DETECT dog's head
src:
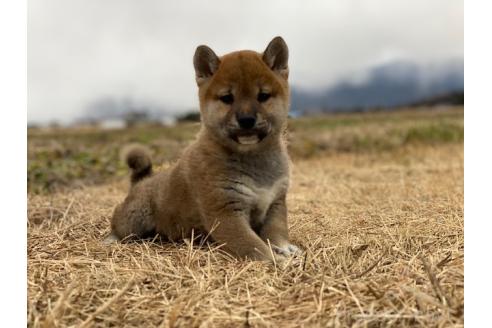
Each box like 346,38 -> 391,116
193,36 -> 290,151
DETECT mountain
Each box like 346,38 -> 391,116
290,59 -> 464,114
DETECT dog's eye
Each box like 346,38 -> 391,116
257,92 -> 271,103
219,94 -> 234,105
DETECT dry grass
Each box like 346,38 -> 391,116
28,139 -> 463,327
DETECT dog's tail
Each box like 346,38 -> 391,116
122,144 -> 153,186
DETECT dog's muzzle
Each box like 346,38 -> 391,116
228,126 -> 270,145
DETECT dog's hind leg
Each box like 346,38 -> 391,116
107,197 -> 157,243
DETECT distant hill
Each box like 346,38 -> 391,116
290,59 -> 464,114
409,91 -> 464,107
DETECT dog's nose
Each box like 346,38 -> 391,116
237,115 -> 256,129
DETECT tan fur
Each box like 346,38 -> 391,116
109,37 -> 299,262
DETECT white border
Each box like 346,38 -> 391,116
464,0 -> 492,326
0,0 -> 27,325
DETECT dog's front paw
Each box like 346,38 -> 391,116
273,243 -> 302,257
286,244 -> 301,254
103,233 -> 120,245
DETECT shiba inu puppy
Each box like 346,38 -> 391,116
108,36 -> 299,262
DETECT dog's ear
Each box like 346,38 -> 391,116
193,45 -> 220,86
262,36 -> 289,80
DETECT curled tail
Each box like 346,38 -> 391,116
122,145 -> 153,186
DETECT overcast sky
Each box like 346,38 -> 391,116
28,0 -> 463,124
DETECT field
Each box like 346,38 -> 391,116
28,107 -> 464,327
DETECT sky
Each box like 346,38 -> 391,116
28,0 -> 463,124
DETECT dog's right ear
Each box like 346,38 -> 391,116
193,45 -> 220,86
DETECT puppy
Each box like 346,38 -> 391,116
108,36 -> 299,262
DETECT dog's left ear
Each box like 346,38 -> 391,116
262,36 -> 289,79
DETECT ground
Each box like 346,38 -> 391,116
28,108 -> 464,327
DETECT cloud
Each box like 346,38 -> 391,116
28,0 -> 463,123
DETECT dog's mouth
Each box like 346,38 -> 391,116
229,129 -> 269,145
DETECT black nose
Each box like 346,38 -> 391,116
237,115 -> 256,129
